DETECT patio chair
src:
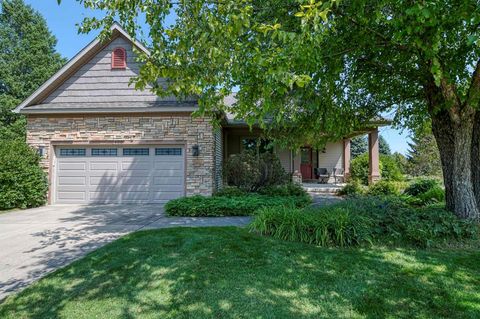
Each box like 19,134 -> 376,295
314,167 -> 330,184
333,168 -> 345,184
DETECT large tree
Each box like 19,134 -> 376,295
350,135 -> 390,158
350,136 -> 368,158
0,0 -> 65,140
407,125 -> 443,177
73,0 -> 480,220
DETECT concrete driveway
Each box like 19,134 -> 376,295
0,204 -> 251,301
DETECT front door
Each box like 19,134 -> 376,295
300,147 -> 313,180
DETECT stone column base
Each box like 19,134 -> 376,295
292,170 -> 303,185
368,174 -> 381,185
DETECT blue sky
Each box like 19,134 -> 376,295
25,0 -> 412,154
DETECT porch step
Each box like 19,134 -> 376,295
302,183 -> 344,194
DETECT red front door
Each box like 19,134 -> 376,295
300,147 -> 313,180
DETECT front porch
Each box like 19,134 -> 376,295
222,126 -> 381,185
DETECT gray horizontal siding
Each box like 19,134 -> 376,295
41,35 -> 172,106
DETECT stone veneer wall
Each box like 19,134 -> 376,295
27,114 -> 215,197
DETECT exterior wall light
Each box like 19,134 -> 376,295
192,145 -> 200,156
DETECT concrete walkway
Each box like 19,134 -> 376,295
0,204 -> 251,301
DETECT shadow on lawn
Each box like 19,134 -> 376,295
0,227 -> 479,318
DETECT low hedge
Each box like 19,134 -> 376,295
250,196 -> 478,248
165,194 -> 312,217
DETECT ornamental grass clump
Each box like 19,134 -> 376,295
250,206 -> 374,247
250,196 -> 478,248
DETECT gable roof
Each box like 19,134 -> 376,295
14,23 -> 197,114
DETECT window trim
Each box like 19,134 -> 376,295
122,148 -> 150,156
91,148 -> 118,157
155,148 -> 182,156
59,148 -> 86,157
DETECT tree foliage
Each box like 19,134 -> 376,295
379,135 -> 391,156
0,0 -> 65,140
351,134 -> 390,158
350,135 -> 367,159
71,0 -> 480,219
350,153 -> 403,185
407,126 -> 442,177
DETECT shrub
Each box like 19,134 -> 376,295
223,152 -> 288,191
328,197 -> 477,247
0,141 -> 48,210
350,153 -> 403,185
417,186 -> 445,204
350,153 -> 373,185
380,155 -> 404,182
258,183 -> 307,197
165,194 -> 311,217
404,178 -> 439,197
337,180 -> 364,196
250,196 -> 478,248
250,206 -> 374,247
214,186 -> 247,197
367,180 -> 400,196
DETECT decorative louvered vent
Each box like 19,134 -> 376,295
111,47 -> 126,69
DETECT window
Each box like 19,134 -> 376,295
91,148 -> 117,156
155,148 -> 182,156
59,149 -> 86,157
111,47 -> 126,69
123,148 -> 149,156
300,147 -> 312,164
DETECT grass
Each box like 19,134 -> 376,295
0,227 -> 479,318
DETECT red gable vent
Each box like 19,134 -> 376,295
111,47 -> 126,69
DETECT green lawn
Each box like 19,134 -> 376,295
1,228 -> 479,319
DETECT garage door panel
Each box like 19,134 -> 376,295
58,176 -> 86,186
58,162 -> 87,171
57,191 -> 86,201
118,185 -> 150,192
89,191 -> 120,203
89,174 -> 118,184
122,191 -> 150,201
151,192 -> 184,201
56,145 -> 184,204
154,161 -> 182,169
118,177 -> 150,186
121,171 -> 152,178
121,160 -> 152,170
153,170 -> 183,177
151,185 -> 184,193
90,162 -> 118,171
153,177 -> 183,185
57,171 -> 89,178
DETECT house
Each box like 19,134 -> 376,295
14,23 -> 386,205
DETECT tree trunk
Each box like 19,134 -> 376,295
431,110 -> 480,220
472,112 -> 480,207
431,110 -> 455,211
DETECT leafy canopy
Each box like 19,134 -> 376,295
0,0 -> 65,140
73,0 -> 479,148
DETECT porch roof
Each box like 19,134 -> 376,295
222,93 -> 391,133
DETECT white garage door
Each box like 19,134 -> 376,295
55,146 -> 185,204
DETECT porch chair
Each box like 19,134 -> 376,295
314,167 -> 330,184
333,168 -> 345,184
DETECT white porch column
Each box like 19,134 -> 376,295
368,129 -> 381,184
